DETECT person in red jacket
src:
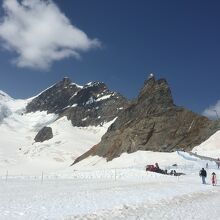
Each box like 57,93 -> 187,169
212,172 -> 217,186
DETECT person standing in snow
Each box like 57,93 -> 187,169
206,163 -> 209,169
217,158 -> 220,169
211,172 -> 217,186
199,168 -> 207,184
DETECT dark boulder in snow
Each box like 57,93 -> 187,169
34,126 -> 53,142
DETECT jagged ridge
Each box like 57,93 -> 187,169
26,77 -> 128,127
73,75 -> 220,163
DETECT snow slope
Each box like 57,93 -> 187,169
1,151 -> 220,220
0,91 -> 113,175
0,90 -> 29,122
192,130 -> 220,158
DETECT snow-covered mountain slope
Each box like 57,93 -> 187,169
0,90 -> 22,122
192,130 -> 220,158
0,90 -> 31,111
0,90 -> 114,174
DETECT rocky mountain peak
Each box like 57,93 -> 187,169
138,75 -> 173,107
63,80 -> 128,127
84,81 -> 106,89
60,77 -> 72,85
73,76 -> 220,164
26,78 -> 81,114
26,77 -> 128,127
69,81 -> 108,107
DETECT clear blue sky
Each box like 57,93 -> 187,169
0,0 -> 220,115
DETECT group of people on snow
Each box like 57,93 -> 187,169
199,168 -> 217,186
146,162 -> 218,186
200,157 -> 220,185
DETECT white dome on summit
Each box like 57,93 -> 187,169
148,73 -> 154,79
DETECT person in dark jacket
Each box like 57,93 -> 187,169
217,158 -> 220,169
199,168 -> 207,184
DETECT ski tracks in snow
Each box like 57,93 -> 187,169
0,174 -> 220,220
68,187 -> 220,220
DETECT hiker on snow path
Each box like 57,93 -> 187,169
199,168 -> 207,184
217,158 -> 220,169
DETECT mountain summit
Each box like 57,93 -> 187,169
26,77 -> 81,114
73,75 -> 220,163
26,77 -> 128,127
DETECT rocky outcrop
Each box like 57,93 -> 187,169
73,75 -> 220,163
61,82 -> 127,126
26,77 -> 81,114
26,78 -> 128,127
34,126 -> 53,142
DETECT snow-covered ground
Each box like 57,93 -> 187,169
0,91 -> 114,174
0,151 -> 220,220
0,112 -> 112,174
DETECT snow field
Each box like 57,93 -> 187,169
0,146 -> 220,219
69,189 -> 220,220
0,165 -> 220,220
0,105 -> 113,174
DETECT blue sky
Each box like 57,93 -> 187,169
0,0 -> 219,117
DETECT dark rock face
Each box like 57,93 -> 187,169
26,77 -> 81,114
73,76 -> 220,163
61,82 -> 127,126
34,127 -> 53,142
26,78 -> 128,127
